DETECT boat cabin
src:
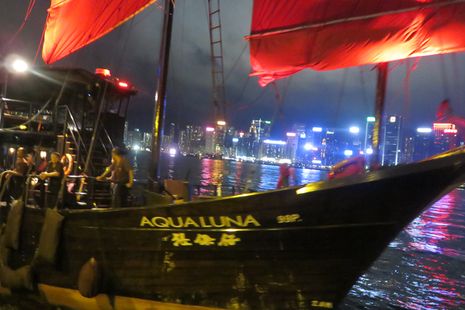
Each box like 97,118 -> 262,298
0,67 -> 136,207
0,67 -> 136,173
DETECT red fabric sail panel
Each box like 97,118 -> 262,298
249,0 -> 465,86
43,0 -> 157,64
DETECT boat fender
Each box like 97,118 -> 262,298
78,257 -> 101,298
61,153 -> 74,176
33,209 -> 64,266
4,199 -> 24,250
0,264 -> 33,291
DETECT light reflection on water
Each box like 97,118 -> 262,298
139,155 -> 326,192
343,190 -> 465,309
135,153 -> 465,309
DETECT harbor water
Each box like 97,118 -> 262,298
133,152 -> 465,309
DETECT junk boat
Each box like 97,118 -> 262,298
2,0 -> 465,309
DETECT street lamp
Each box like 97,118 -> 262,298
4,55 -> 29,74
9,58 -> 29,73
1,56 -> 29,128
349,126 -> 360,134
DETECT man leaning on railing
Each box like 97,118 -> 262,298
96,147 -> 134,208
39,152 -> 64,209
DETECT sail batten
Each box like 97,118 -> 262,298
43,0 -> 157,64
249,0 -> 465,86
248,0 -> 465,39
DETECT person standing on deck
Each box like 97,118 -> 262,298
0,147 -> 29,201
39,152 -> 64,208
277,163 -> 293,189
96,147 -> 134,208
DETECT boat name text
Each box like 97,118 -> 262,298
140,215 -> 261,228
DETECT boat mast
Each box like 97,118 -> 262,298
150,0 -> 174,187
371,62 -> 388,168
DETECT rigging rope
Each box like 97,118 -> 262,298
1,98 -> 53,131
270,78 -> 292,132
402,58 -> 419,124
34,23 -> 46,64
2,70 -> 69,131
334,68 -> 348,126
359,67 -> 369,109
5,0 -> 36,46
440,54 -> 450,99
225,43 -> 247,82
451,53 -> 463,106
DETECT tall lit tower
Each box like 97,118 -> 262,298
382,115 -> 402,166
249,119 -> 271,157
205,126 -> 216,154
364,116 -> 375,152
413,127 -> 433,161
286,132 -> 298,161
214,120 -> 227,155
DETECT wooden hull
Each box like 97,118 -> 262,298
6,151 -> 465,309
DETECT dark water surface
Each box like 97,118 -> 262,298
133,152 -> 465,309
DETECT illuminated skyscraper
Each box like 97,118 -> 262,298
249,119 -> 272,157
179,125 -> 204,154
413,127 -> 433,161
364,116 -> 375,152
382,115 -> 402,166
260,139 -> 287,159
249,119 -> 272,142
286,132 -> 298,161
205,127 -> 215,154
433,123 -> 458,153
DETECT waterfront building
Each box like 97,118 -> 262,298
205,126 -> 216,154
142,132 -> 152,149
236,131 -> 254,158
123,121 -> 129,146
402,136 -> 414,163
286,132 -> 298,162
214,120 -> 227,155
309,126 -> 324,147
179,125 -> 205,155
223,126 -> 235,158
291,123 -> 307,162
347,125 -> 362,155
382,115 -> 402,166
260,139 -> 287,160
364,116 -> 375,152
321,129 -> 341,166
250,119 -> 272,142
167,122 -> 176,146
413,127 -> 433,161
433,122 -> 458,154
127,128 -> 143,148
249,119 -> 272,158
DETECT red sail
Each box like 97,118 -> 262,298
249,0 -> 465,86
43,0 -> 157,64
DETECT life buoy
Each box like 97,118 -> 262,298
328,156 -> 365,180
61,153 -> 74,176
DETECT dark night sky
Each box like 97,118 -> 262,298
3,1 -> 465,137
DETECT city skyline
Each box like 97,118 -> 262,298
124,113 -> 461,169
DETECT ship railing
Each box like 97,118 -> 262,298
17,174 -> 254,209
59,105 -> 90,172
98,126 -> 114,158
192,183 -> 251,197
0,98 -> 53,131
